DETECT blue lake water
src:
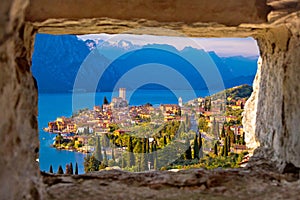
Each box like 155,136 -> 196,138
38,89 -> 214,174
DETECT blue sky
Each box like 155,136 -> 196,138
77,34 -> 259,57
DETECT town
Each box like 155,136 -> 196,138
45,85 -> 251,172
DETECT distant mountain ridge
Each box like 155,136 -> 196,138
32,34 -> 258,93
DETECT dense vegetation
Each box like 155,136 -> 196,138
226,84 -> 253,99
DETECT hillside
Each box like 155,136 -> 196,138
225,84 -> 253,99
211,84 -> 253,100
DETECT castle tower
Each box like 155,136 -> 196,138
119,88 -> 126,99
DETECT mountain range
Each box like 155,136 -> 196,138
32,33 -> 258,93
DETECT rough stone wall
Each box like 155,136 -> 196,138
26,0 -> 270,25
0,0 -> 299,199
0,0 -> 41,199
244,13 -> 300,171
242,57 -> 262,151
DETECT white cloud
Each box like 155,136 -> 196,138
77,34 -> 259,57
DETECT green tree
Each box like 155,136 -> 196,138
84,154 -> 100,172
103,96 -> 109,105
121,153 -> 126,168
199,133 -> 203,158
163,135 -> 167,146
208,98 -> 212,111
140,153 -> 146,171
198,117 -> 209,132
214,143 -> 218,155
133,140 -> 142,171
103,149 -> 108,166
102,134 -> 110,148
49,165 -> 53,173
184,137 -> 192,160
242,132 -> 246,145
145,138 -> 150,153
111,147 -> 115,161
223,137 -> 228,157
227,136 -> 231,152
69,162 -> 73,175
141,138 -> 148,171
75,162 -> 78,175
204,97 -> 212,111
127,136 -> 135,167
153,142 -> 158,170
193,134 -> 199,159
221,146 -> 225,157
221,124 -> 226,138
57,165 -> 64,174
211,118 -> 218,139
227,128 -> 236,144
94,136 -> 103,162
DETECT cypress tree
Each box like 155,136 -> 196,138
57,165 -> 64,174
153,142 -> 158,170
135,154 -> 141,172
102,134 -> 109,148
121,153 -> 125,168
103,96 -> 109,105
127,136 -> 135,167
242,132 -> 246,145
211,118 -> 218,139
221,124 -> 226,138
146,138 -> 150,168
184,137 -> 192,160
140,152 -> 146,171
233,133 -> 236,144
143,138 -> 148,170
227,136 -> 231,153
198,132 -> 203,159
103,149 -> 108,166
214,143 -> 218,156
111,147 -> 115,161
94,136 -> 103,162
49,165 -> 53,173
224,137 -> 228,157
221,146 -> 225,157
69,162 -> 73,175
75,162 -> 78,175
163,135 -> 167,146
193,134 -> 199,159
216,122 -> 220,138
208,98 -> 212,111
133,140 -> 142,171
